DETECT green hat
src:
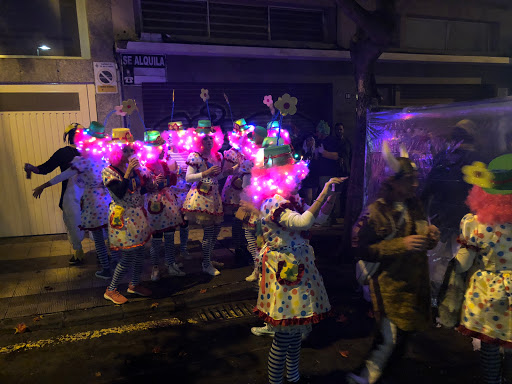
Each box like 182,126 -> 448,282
143,130 -> 165,146
86,121 -> 106,139
168,121 -> 184,130
196,120 -> 214,134
316,120 -> 330,136
262,143 -> 293,167
234,118 -> 248,132
462,154 -> 512,195
253,126 -> 268,139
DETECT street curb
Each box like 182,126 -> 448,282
0,280 -> 257,334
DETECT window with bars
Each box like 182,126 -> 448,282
139,0 -> 327,44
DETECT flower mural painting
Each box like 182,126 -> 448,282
462,162 -> 494,189
121,99 -> 138,115
274,93 -> 298,116
200,88 -> 210,102
114,105 -> 127,117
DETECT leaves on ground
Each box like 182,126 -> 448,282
336,314 -> 348,323
178,350 -> 188,357
150,302 -> 159,309
95,372 -> 102,377
199,289 -> 207,294
14,323 -> 28,334
339,350 -> 349,358
33,315 -> 43,322
44,286 -> 54,291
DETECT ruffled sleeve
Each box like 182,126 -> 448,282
240,159 -> 254,176
102,166 -> 122,187
70,156 -> 87,173
223,149 -> 237,164
186,152 -> 203,170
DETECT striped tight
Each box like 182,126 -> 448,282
150,234 -> 163,266
92,230 -> 110,269
179,222 -> 189,255
480,342 -> 502,384
150,232 -> 176,266
107,247 -> 144,291
163,231 -> 176,265
268,331 -> 302,384
202,224 -> 221,268
245,229 -> 259,265
232,218 -> 243,249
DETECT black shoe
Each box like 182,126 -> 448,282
95,268 -> 112,280
69,256 -> 80,265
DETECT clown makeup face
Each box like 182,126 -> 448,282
121,144 -> 135,163
202,135 -> 213,152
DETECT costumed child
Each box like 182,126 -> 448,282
348,142 -> 440,384
33,122 -> 113,279
242,140 -> 345,384
236,125 -> 268,282
163,121 -> 191,259
173,120 -> 237,276
25,123 -> 85,265
443,155 -> 512,384
102,128 -> 153,305
222,118 -> 251,260
141,130 -> 185,281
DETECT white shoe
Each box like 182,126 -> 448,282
168,263 -> 186,276
151,266 -> 160,282
245,268 -> 259,282
251,324 -> 275,337
202,264 -> 220,276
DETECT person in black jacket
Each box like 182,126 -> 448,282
24,123 -> 85,265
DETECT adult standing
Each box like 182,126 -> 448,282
348,143 -> 440,384
24,123 -> 85,265
314,121 -> 341,224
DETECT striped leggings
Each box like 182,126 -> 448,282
150,232 -> 176,266
480,342 -> 512,384
108,246 -> 144,291
245,229 -> 260,265
268,331 -> 302,384
91,229 -> 110,270
202,224 -> 221,269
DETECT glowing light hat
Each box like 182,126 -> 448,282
111,128 -> 134,144
143,130 -> 165,146
196,119 -> 216,134
462,154 -> 512,195
234,118 -> 250,132
63,122 -> 83,142
85,121 -> 106,139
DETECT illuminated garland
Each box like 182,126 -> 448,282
169,127 -> 224,155
74,129 -> 110,159
247,161 -> 309,206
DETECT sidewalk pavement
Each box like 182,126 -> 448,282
0,221 -> 350,332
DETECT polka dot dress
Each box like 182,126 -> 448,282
71,156 -> 111,230
182,152 -> 223,226
255,194 -> 331,329
145,160 -> 183,233
102,166 -> 151,250
458,213 -> 512,344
